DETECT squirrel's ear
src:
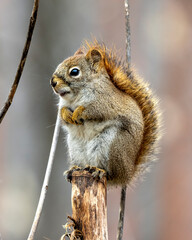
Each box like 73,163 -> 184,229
86,49 -> 102,65
74,48 -> 85,56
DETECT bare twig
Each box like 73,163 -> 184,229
125,0 -> 131,66
27,110 -> 61,240
117,185 -> 127,240
117,1 -> 131,239
0,0 -> 39,124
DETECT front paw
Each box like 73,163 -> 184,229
61,107 -> 74,124
72,106 -> 86,125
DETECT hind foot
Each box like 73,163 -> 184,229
64,166 -> 82,182
84,165 -> 106,180
64,165 -> 107,182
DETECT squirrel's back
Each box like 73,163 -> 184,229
83,40 -> 162,181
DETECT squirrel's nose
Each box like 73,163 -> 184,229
51,77 -> 57,87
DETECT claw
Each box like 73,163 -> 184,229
84,165 -> 106,180
64,166 -> 83,182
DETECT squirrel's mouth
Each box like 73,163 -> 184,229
53,86 -> 71,97
59,90 -> 71,97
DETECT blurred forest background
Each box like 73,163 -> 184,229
0,0 -> 192,240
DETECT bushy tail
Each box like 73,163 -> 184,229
112,68 -> 161,182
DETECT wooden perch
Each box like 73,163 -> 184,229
69,170 -> 108,240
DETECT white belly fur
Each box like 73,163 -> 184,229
62,120 -> 118,170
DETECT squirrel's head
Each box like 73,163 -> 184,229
51,47 -> 108,100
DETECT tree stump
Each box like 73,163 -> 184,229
70,170 -> 108,240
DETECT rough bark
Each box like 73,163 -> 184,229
71,170 -> 108,240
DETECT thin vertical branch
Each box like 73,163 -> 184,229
27,110 -> 60,240
0,0 -> 39,124
117,186 -> 127,240
117,0 -> 131,239
125,0 -> 131,66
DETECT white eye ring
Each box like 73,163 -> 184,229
69,66 -> 81,78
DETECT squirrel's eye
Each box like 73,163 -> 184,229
69,67 -> 81,78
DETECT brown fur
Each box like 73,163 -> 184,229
51,39 -> 161,185
82,40 -> 161,179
